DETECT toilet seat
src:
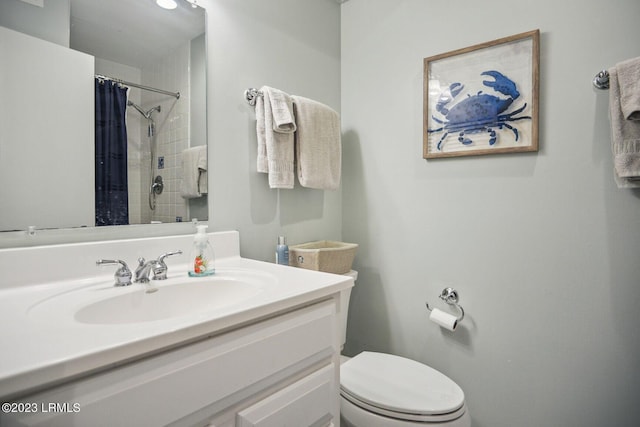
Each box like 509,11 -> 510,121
340,352 -> 466,423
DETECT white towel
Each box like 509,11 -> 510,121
198,150 -> 208,195
255,94 -> 268,173
608,64 -> 640,188
617,56 -> 640,120
267,87 -> 297,133
180,146 -> 208,198
255,86 -> 296,189
291,95 -> 341,190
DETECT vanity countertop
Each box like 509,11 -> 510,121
0,232 -> 352,400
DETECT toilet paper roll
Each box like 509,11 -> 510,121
429,308 -> 458,331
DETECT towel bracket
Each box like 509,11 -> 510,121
593,70 -> 610,90
244,88 -> 263,106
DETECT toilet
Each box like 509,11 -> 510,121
339,272 -> 471,426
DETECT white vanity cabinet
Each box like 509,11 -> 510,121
3,299 -> 340,427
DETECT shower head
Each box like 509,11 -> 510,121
127,101 -> 161,137
127,101 -> 161,119
146,105 -> 161,116
127,100 -> 147,117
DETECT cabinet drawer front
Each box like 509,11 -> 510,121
3,301 -> 336,427
237,364 -> 335,427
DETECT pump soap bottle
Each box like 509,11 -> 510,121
276,236 -> 289,266
188,225 -> 215,277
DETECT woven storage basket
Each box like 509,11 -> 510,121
289,241 -> 358,274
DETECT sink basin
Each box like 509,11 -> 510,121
28,269 -> 277,325
76,278 -> 263,324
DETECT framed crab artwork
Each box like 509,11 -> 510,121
423,30 -> 539,159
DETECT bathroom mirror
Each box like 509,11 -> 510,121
0,0 -> 208,235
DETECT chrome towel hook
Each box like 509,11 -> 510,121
425,287 -> 465,323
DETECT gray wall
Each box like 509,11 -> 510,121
206,0 -> 342,262
341,1 -> 640,427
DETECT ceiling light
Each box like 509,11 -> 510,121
156,0 -> 177,10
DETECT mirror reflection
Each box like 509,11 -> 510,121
0,0 -> 207,232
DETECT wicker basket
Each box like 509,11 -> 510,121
289,240 -> 358,274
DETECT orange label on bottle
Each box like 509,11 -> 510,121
194,255 -> 207,274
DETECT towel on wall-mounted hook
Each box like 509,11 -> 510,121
253,86 -> 296,189
607,57 -> 640,187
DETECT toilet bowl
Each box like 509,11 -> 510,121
339,272 -> 470,426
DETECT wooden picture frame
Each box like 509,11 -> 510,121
423,30 -> 539,159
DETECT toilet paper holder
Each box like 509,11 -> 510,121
425,287 -> 465,323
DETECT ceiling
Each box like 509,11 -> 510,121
69,0 -> 205,69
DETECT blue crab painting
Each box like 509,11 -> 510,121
427,70 -> 531,150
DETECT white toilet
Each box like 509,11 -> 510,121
339,272 -> 471,427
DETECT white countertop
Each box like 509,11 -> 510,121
0,232 -> 352,400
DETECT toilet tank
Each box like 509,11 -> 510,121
340,270 -> 358,350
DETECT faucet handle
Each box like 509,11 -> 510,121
153,250 -> 183,280
96,259 -> 132,287
157,250 -> 183,263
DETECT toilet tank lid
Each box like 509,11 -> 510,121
340,351 -> 465,416
343,270 -> 358,280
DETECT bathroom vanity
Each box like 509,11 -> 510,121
0,231 -> 352,427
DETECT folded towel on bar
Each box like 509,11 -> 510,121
268,88 -> 297,133
256,86 -> 296,189
608,63 -> 640,188
180,146 -> 208,198
617,56 -> 640,120
255,93 -> 268,173
291,95 -> 341,190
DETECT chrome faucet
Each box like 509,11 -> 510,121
134,257 -> 157,283
134,250 -> 183,282
96,259 -> 132,286
153,250 -> 183,280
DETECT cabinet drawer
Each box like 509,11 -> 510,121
237,364 -> 335,427
2,301 -> 336,427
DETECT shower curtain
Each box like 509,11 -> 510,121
95,79 -> 129,226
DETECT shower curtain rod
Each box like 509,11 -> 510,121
95,74 -> 180,99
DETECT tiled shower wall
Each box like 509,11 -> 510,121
96,41 -> 196,225
142,42 -> 191,224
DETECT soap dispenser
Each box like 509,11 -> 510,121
188,225 -> 215,277
276,236 -> 289,266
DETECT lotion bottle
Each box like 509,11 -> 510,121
188,225 -> 215,277
276,236 -> 289,265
